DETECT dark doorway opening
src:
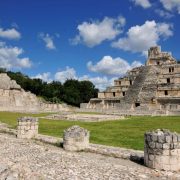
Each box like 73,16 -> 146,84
122,92 -> 125,96
130,80 -> 132,85
113,92 -> 115,97
167,78 -> 170,83
165,90 -> 168,96
135,103 -> 140,107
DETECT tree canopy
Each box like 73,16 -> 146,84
0,68 -> 98,106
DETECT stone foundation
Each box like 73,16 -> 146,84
63,125 -> 89,151
17,117 -> 38,139
144,129 -> 180,171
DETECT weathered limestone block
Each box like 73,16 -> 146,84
17,117 -> 38,139
63,125 -> 89,151
144,129 -> 180,171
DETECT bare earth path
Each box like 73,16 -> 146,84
0,133 -> 179,180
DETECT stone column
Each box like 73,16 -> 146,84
144,129 -> 180,171
63,125 -> 89,152
17,117 -> 38,139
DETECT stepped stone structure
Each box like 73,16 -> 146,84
63,125 -> 89,151
17,117 -> 38,139
0,73 -> 69,112
81,46 -> 180,115
144,129 -> 180,171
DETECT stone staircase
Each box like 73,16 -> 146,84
138,66 -> 160,103
123,66 -> 150,104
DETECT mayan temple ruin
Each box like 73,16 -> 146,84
81,46 -> 180,115
0,73 -> 68,112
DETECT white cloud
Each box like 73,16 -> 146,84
71,16 -> 126,47
157,22 -> 173,38
0,42 -> 32,69
53,66 -> 117,90
155,9 -> 174,19
54,68 -> 115,90
52,58 -> 142,90
142,50 -> 148,57
32,72 -> 52,82
132,0 -> 152,8
0,28 -> 21,40
39,33 -> 56,50
160,0 -> 180,14
87,56 -> 142,76
111,20 -> 173,53
54,67 -> 77,83
79,75 -> 116,90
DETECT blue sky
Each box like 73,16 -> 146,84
0,0 -> 180,89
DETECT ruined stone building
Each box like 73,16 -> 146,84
0,73 -> 68,112
81,46 -> 180,115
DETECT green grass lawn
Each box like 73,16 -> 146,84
0,111 -> 179,150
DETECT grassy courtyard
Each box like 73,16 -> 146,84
0,111 -> 179,150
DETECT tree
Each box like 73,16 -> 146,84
79,80 -> 98,103
2,70 -> 98,106
62,79 -> 81,106
0,68 -> 6,73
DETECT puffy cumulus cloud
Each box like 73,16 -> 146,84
53,57 -> 142,90
0,42 -> 32,69
0,27 -> 21,40
160,0 -> 180,14
132,0 -> 152,8
157,22 -> 173,38
32,72 -> 52,83
71,16 -> 126,47
54,67 -> 77,83
54,69 -> 115,90
39,33 -> 56,50
87,56 -> 142,76
79,75 -> 117,90
111,20 -> 173,53
53,66 -> 118,90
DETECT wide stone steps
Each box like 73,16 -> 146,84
138,66 -> 159,103
123,66 -> 150,104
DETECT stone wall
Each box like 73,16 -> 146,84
144,129 -> 180,171
17,117 -> 38,139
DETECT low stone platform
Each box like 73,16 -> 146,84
43,112 -> 124,122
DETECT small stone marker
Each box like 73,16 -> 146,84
17,117 -> 38,139
63,125 -> 89,151
144,129 -> 180,171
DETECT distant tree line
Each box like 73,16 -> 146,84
0,68 -> 98,107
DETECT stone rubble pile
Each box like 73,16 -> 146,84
17,117 -> 38,139
144,129 -> 180,171
63,125 -> 89,151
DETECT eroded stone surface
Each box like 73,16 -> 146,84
17,117 -> 39,139
63,125 -> 89,151
144,129 -> 180,171
0,133 -> 180,180
0,73 -> 69,113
